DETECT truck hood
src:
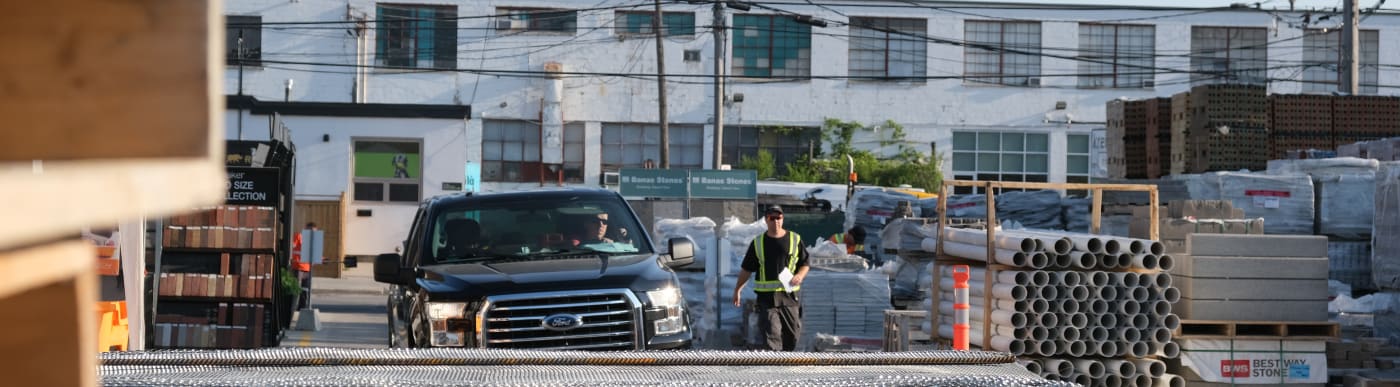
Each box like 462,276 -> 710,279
415,253 -> 677,299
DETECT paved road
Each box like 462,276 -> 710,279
280,265 -> 391,349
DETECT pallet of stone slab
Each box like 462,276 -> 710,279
1169,255 -> 1328,279
1175,320 -> 1339,339
1133,217 -> 1265,240
1173,298 -> 1329,322
1173,365 -> 1328,387
1097,178 -> 1191,205
1173,277 -> 1328,300
1187,234 -> 1329,258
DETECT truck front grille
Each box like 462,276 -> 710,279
479,289 -> 642,350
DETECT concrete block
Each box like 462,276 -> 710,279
1187,234 -> 1329,257
1174,298 -> 1329,321
1173,256 -> 1329,279
1175,277 -> 1329,300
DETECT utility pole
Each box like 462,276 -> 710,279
1341,0 -> 1360,94
653,0 -> 671,169
237,31 -> 246,140
712,1 -> 726,170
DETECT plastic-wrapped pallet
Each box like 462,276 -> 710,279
797,270 -> 892,350
889,257 -> 932,303
879,218 -> 935,252
1266,157 -> 1380,176
995,190 -> 1063,230
1174,172 -> 1225,201
718,217 -> 766,275
1330,241 -> 1374,293
673,271 -> 712,347
806,239 -> 868,273
1061,197 -> 1091,233
652,217 -> 717,270
944,194 -> 987,219
1267,157 -> 1380,239
843,189 -> 920,268
1217,172 -> 1315,235
1373,163 -> 1400,290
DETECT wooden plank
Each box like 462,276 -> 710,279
945,180 -> 1158,191
1091,188 -> 1103,234
1149,188 -> 1160,241
0,0 -> 218,161
296,197 -> 346,278
1176,320 -> 1340,339
0,240 -> 94,300
0,159 -> 226,250
0,255 -> 95,387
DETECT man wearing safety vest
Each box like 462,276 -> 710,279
732,205 -> 810,351
829,226 -> 866,255
291,222 -> 316,309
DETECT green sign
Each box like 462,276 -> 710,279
689,170 -> 757,200
619,169 -> 689,198
619,169 -> 757,200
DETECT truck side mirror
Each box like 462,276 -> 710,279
374,253 -> 410,285
663,238 -> 695,269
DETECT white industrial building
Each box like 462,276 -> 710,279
221,0 -> 1400,257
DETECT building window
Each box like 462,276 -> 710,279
1303,29 -> 1379,94
1190,26 -> 1267,85
723,126 -> 821,174
376,4 -> 457,69
951,131 -> 1049,194
353,140 -> 422,203
1066,134 -> 1091,195
601,124 -> 704,171
848,17 -> 927,80
495,8 -> 577,33
732,15 -> 812,77
616,11 -> 695,37
226,15 -> 262,66
1078,24 -> 1155,89
964,20 -> 1041,86
563,122 -> 585,183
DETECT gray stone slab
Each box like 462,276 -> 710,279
1172,256 -> 1328,279
1187,234 -> 1329,257
1175,277 -> 1329,300
1173,298 -> 1328,321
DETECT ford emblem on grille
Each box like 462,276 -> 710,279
542,313 -> 584,332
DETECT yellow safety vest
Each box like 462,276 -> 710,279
831,233 -> 863,255
754,232 -> 802,293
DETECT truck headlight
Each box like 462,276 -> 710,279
645,287 -> 687,335
426,302 -> 468,346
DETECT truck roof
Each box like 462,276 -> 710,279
424,187 -> 620,208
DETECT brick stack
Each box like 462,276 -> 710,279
1175,84 -> 1270,173
1269,94 -> 1335,160
1335,96 -> 1400,147
1171,93 -> 1191,176
1146,97 -> 1172,179
1329,338 -> 1395,370
1106,98 -> 1168,179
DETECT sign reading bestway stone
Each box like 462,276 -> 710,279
619,169 -> 756,200
689,170 -> 757,199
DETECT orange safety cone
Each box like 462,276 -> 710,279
951,265 -> 971,351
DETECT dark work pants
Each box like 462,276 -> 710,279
758,303 -> 802,351
297,271 -> 312,309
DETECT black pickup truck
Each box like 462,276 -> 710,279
374,189 -> 694,350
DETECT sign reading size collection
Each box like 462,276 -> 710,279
226,167 -> 280,206
619,169 -> 757,200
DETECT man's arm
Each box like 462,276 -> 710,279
732,269 -> 751,307
790,235 -> 811,287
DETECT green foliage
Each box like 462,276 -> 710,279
738,149 -> 777,180
774,118 -> 944,192
280,268 -> 302,297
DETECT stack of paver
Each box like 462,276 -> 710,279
1174,234 -> 1330,322
795,271 -> 891,350
1128,200 -> 1263,255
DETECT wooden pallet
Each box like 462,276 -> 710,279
1175,320 -> 1340,340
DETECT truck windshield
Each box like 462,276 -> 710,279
425,196 -> 652,264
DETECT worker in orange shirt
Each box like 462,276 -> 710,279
291,222 -> 316,309
829,227 -> 866,255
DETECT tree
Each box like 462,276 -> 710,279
778,118 -> 944,192
738,149 -> 777,180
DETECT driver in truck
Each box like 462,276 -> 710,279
572,211 -> 614,246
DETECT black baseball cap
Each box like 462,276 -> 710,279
764,205 -> 784,215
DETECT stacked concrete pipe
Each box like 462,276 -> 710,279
930,226 -> 1179,386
